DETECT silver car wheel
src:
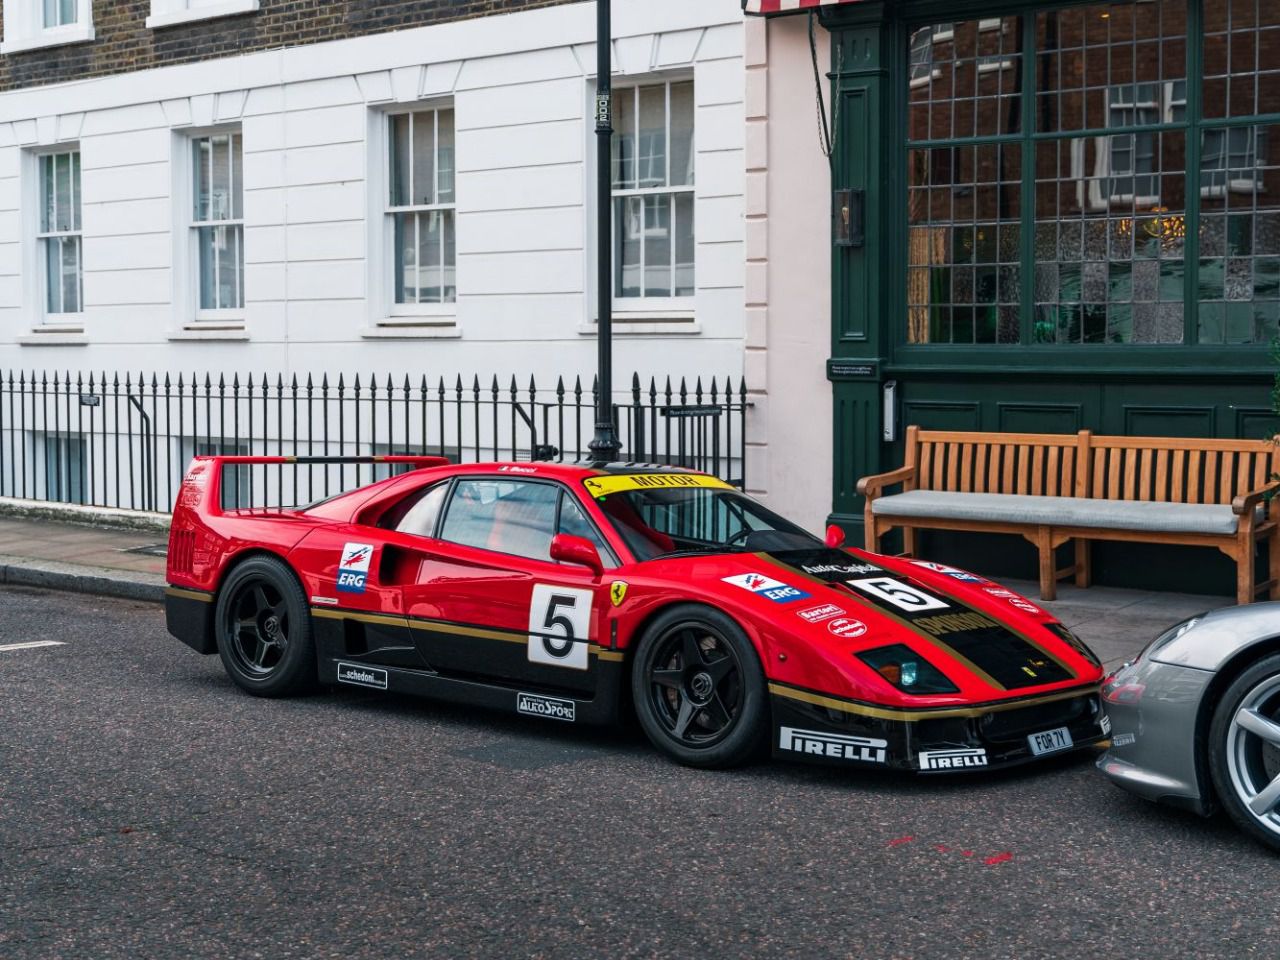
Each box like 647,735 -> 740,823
1225,673 -> 1280,837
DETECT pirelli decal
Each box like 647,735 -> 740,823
583,472 -> 732,498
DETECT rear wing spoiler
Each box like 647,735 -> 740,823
178,455 -> 451,514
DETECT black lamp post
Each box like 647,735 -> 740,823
588,0 -> 622,462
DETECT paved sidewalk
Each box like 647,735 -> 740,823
0,513 -> 1235,661
0,515 -> 168,602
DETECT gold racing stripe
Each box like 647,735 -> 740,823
755,552 -> 1009,691
166,587 -> 214,603
310,606 -> 623,661
769,680 -> 1101,722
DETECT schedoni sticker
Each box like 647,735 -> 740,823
337,662 -> 388,690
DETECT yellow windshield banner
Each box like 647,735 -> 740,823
583,473 -> 732,498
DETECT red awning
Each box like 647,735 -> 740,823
742,0 -> 861,15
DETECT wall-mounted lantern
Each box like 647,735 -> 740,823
833,188 -> 864,248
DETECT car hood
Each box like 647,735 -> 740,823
640,546 -> 1100,704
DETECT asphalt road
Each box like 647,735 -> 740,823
1,586 -> 1276,960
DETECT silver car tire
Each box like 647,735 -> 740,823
1208,653 -> 1280,853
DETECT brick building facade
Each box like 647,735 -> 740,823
0,1 -> 579,89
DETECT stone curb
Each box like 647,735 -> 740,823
0,497 -> 171,534
0,557 -> 165,604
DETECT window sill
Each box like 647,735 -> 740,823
146,0 -> 259,29
580,316 -> 700,337
362,322 -> 461,340
0,24 -> 95,54
169,327 -> 249,342
17,329 -> 87,346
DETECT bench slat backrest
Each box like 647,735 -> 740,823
906,428 -> 1278,505
1089,435 -> 1275,505
912,429 -> 1080,497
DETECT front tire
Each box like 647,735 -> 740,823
1208,652 -> 1280,852
630,605 -> 767,769
214,555 -> 316,698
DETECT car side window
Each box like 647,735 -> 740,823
382,481 -> 450,538
440,479 -> 559,561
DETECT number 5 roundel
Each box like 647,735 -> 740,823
528,584 -> 593,671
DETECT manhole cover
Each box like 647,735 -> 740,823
122,543 -> 168,558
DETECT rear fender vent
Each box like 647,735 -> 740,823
169,530 -> 196,575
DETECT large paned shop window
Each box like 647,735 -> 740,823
191,132 -> 244,318
388,106 -> 456,310
906,2 -> 1280,346
612,80 -> 695,307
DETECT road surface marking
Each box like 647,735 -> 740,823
0,641 -> 65,652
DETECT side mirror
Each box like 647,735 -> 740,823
550,533 -> 604,576
824,524 -> 846,549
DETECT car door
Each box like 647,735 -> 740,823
399,477 -> 610,697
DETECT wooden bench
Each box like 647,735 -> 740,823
857,427 -> 1280,605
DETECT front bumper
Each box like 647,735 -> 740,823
1095,657 -> 1214,815
769,682 -> 1107,773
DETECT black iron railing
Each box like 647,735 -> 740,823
0,369 -> 749,513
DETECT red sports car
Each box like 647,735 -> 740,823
165,456 -> 1106,771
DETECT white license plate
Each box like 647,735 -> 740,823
1027,726 -> 1074,756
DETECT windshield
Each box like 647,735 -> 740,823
585,477 -> 819,561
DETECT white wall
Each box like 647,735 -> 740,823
0,0 -> 746,398
742,13 -> 833,531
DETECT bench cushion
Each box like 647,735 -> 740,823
871,490 -> 1244,536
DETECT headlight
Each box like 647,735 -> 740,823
1136,614 -> 1204,663
857,644 -> 959,694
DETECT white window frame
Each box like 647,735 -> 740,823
171,127 -> 245,332
366,102 -> 459,334
0,0 -> 93,54
146,0 -> 259,29
609,78 -> 696,321
1084,83 -> 1164,210
23,145 -> 85,334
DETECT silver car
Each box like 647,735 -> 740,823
1099,602 -> 1280,851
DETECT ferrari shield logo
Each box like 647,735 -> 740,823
610,581 -> 629,607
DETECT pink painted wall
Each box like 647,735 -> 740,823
744,13 -> 833,531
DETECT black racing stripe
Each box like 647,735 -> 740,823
761,549 -> 1076,691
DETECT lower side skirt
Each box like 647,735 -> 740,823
319,657 -> 625,727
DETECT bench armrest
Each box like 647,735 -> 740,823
857,465 -> 916,499
1233,481 -> 1280,516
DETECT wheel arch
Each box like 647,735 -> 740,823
618,599 -> 772,719
215,547 -> 306,597
1193,633 -> 1280,813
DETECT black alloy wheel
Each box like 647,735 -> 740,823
214,555 -> 316,697
631,605 -> 767,768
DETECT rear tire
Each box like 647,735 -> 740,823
630,604 -> 767,769
214,555 -> 316,698
1208,652 -> 1280,853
